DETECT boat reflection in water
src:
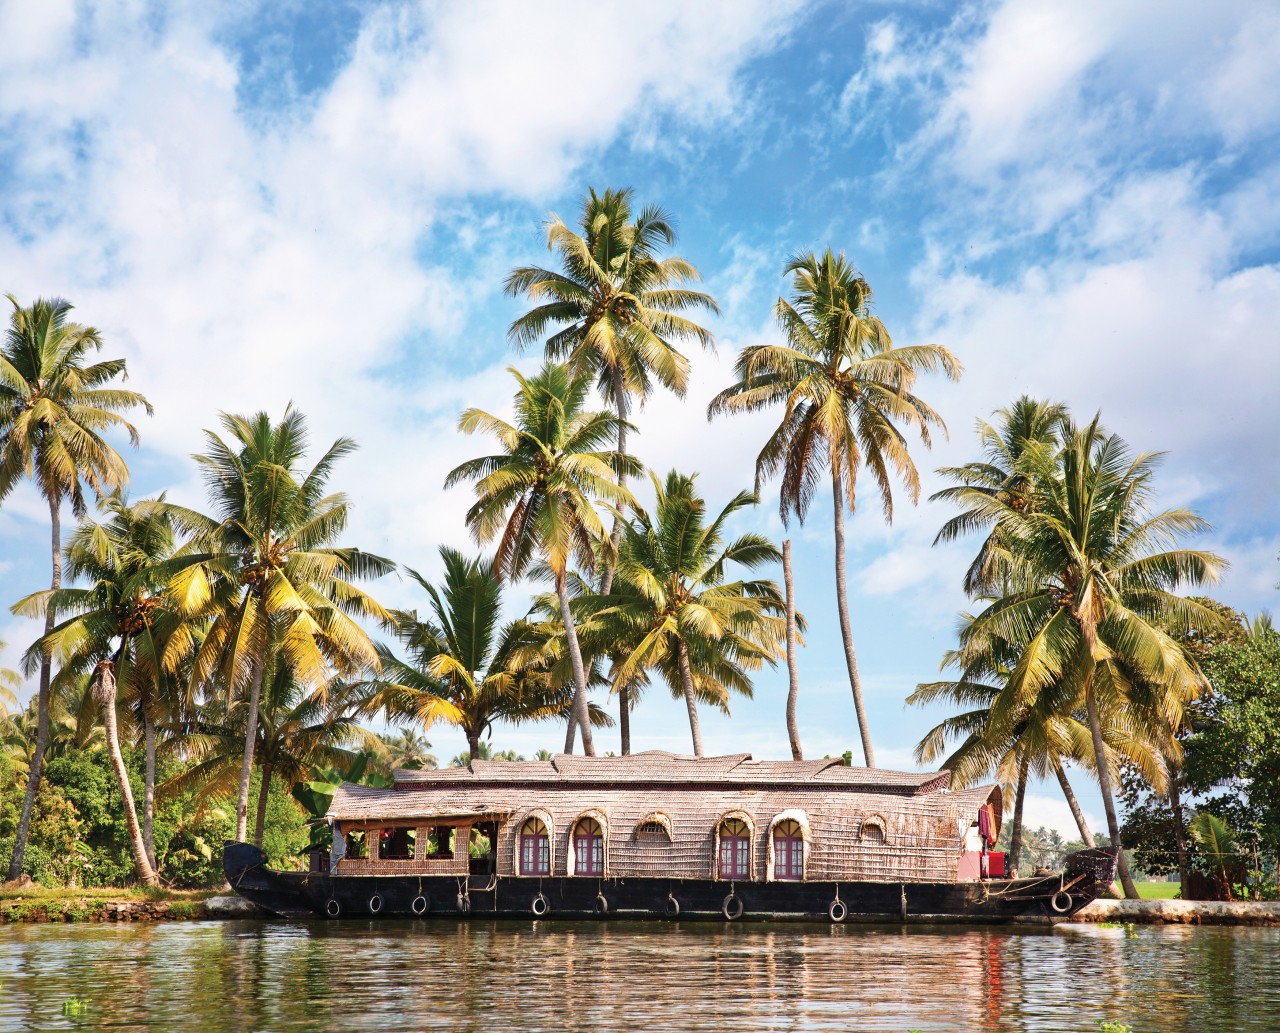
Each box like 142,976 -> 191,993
2,920 -> 1279,1031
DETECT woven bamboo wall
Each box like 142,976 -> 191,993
480,785 -> 993,884
326,757 -> 1000,885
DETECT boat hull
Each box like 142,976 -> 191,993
224,842 -> 1115,924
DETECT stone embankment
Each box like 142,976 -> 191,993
1074,898 -> 1280,926
0,894 -> 264,923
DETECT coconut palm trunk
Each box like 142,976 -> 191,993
596,365 -> 632,754
1008,753 -> 1030,876
676,639 -> 705,758
783,539 -> 803,761
253,761 -> 272,848
556,573 -> 595,756
1169,771 -> 1191,890
93,660 -> 158,886
1053,760 -> 1096,847
832,466 -> 874,767
1085,679 -> 1139,898
617,690 -> 631,756
143,710 -> 158,869
7,498 -> 62,880
235,657 -> 267,843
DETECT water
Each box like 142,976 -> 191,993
0,919 -> 1276,1032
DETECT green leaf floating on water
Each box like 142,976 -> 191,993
61,996 -> 87,1016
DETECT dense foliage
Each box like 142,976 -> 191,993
1120,615 -> 1280,895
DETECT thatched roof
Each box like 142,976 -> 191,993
391,751 -> 951,793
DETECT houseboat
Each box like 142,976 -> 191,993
224,752 -> 1117,923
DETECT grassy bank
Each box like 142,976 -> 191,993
0,885 -> 219,923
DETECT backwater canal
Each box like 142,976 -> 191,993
0,919 -> 1276,1032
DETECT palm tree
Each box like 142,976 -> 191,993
593,470 -> 789,756
87,659 -> 157,884
157,408 -> 393,842
909,626 -> 1173,870
932,396 -> 1067,595
708,250 -> 961,766
374,728 -> 437,772
357,547 -> 579,761
14,493 -> 200,868
955,416 -> 1227,896
446,364 -> 637,756
0,295 -> 151,879
505,187 -> 718,741
504,187 -> 716,532
167,665 -> 373,847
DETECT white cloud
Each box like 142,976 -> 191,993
1020,792 -> 1101,841
839,1 -> 1280,619
0,0 -> 808,613
859,544 -> 939,597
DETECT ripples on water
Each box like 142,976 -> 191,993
0,919 -> 1276,1032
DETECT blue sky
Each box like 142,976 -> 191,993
1,0 -> 1277,835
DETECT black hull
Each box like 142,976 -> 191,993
224,842 -> 1116,925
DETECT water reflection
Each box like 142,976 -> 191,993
0,919 -> 1276,1032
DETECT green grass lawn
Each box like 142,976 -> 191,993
0,884 -> 215,903
1135,881 -> 1181,899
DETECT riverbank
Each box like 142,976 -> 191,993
1073,898 -> 1280,926
0,888 -> 262,923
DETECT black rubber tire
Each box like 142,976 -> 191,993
828,899 -> 848,923
411,894 -> 429,916
457,894 -> 471,914
664,895 -> 680,918
722,893 -> 744,921
1050,890 -> 1073,914
368,893 -> 383,915
594,893 -> 609,915
325,898 -> 341,918
531,893 -> 549,917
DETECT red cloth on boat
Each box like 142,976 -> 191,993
978,803 -> 994,845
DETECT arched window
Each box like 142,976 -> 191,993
519,817 -> 550,876
718,818 -> 751,880
860,817 -> 886,845
634,812 -> 672,842
772,819 -> 804,881
573,817 -> 604,876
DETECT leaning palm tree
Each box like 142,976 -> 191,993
910,628 -> 1173,869
506,188 -> 719,734
446,364 -> 638,756
956,416 -> 1227,896
709,251 -> 960,766
0,295 -> 151,879
14,492 -> 201,868
85,659 -> 157,884
592,470 -> 789,756
357,547 -> 588,760
156,408 -> 393,841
